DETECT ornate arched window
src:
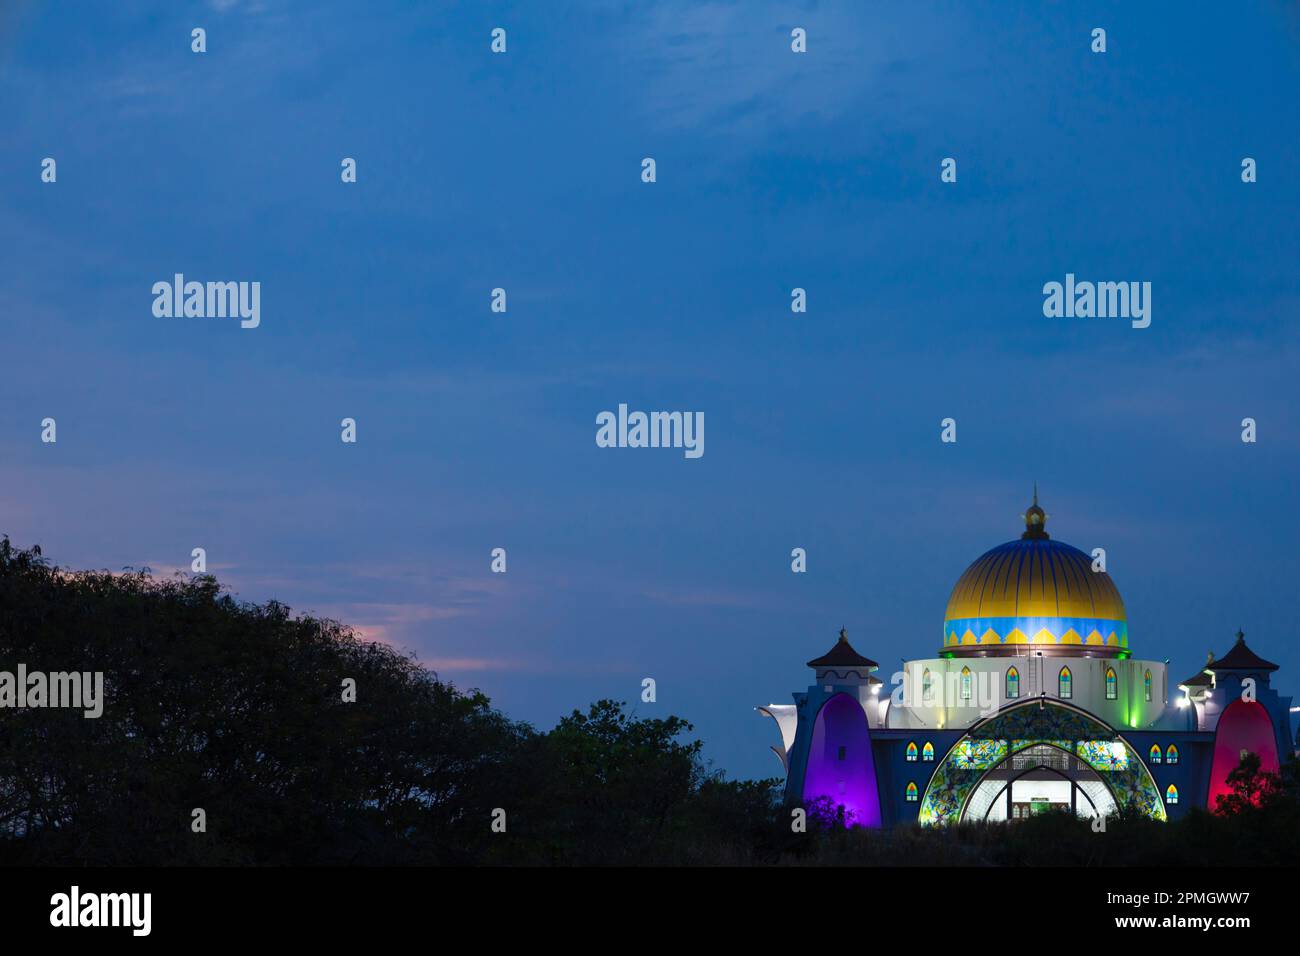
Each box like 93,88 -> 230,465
1006,666 -> 1020,699
922,741 -> 935,762
1149,744 -> 1162,764
1058,665 -> 1072,699
1166,744 -> 1179,765
906,741 -> 918,762
905,781 -> 919,802
921,668 -> 933,705
960,666 -> 972,701
1144,669 -> 1152,702
1166,784 -> 1179,805
1105,667 -> 1117,700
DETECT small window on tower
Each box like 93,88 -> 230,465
906,741 -> 918,762
1059,666 -> 1072,699
1105,667 -> 1117,700
960,666 -> 972,701
905,782 -> 919,802
922,741 -> 935,762
1166,784 -> 1179,805
1144,669 -> 1152,703
1166,744 -> 1179,765
1006,666 -> 1020,699
1149,744 -> 1162,764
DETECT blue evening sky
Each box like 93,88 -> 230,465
2,1 -> 1297,780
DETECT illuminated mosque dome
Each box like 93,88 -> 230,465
941,489 -> 1128,657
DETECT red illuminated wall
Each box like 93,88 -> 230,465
1207,699 -> 1280,812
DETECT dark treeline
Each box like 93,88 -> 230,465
1,538 -> 1296,866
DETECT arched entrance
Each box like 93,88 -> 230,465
919,698 -> 1165,825
962,743 -> 1119,821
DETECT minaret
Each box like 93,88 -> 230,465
783,628 -> 884,827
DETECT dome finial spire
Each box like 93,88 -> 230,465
1022,486 -> 1049,539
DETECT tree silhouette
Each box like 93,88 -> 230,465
1215,751 -> 1282,815
0,538 -> 526,864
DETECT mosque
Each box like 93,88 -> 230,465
758,493 -> 1296,826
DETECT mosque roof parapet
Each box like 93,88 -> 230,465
807,628 -> 878,670
1209,630 -> 1278,673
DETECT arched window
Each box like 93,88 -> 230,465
906,741 -> 918,762
960,666 -> 972,701
905,781 -> 919,803
1149,744 -> 1162,764
1166,784 -> 1179,805
1105,667 -> 1117,700
921,668 -> 933,705
1006,666 -> 1020,699
1058,665 -> 1072,699
1144,669 -> 1152,702
922,741 -> 935,762
1166,744 -> 1179,765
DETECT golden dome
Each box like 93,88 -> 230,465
941,492 -> 1128,656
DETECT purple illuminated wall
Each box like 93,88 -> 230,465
803,693 -> 882,827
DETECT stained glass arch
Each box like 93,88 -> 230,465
918,698 -> 1166,825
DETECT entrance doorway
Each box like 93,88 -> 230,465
961,744 -> 1118,822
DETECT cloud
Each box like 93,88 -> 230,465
422,657 -> 532,673
616,1 -> 961,139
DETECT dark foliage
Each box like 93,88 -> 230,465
0,538 -> 525,865
1215,750 -> 1284,815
